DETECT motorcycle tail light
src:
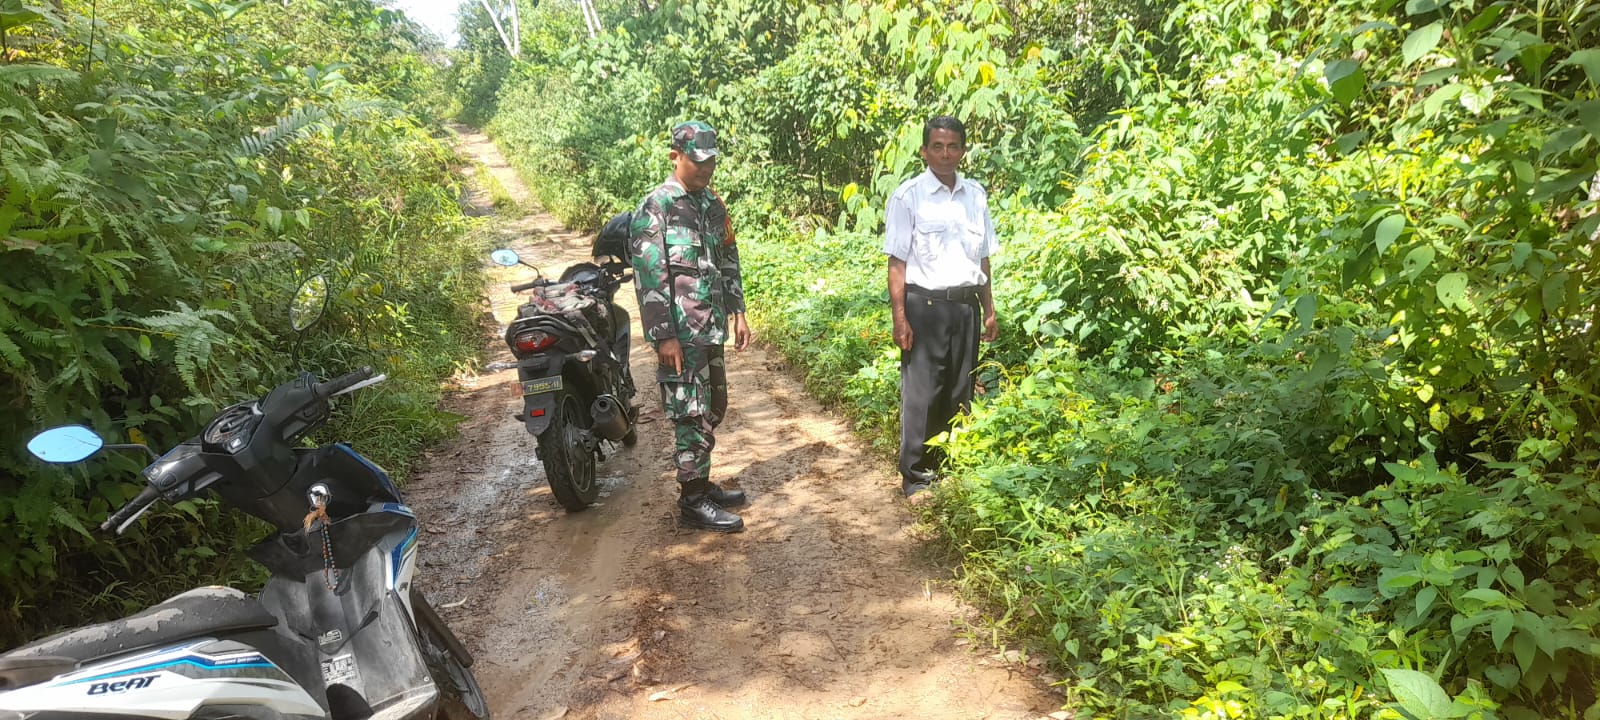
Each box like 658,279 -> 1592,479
513,330 -> 557,353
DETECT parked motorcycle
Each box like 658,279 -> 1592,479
0,277 -> 489,720
491,212 -> 639,512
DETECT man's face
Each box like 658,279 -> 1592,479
920,128 -> 965,178
672,150 -> 717,193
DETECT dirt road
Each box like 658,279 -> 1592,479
403,127 -> 1061,720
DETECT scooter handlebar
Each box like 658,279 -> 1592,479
316,367 -> 373,398
101,485 -> 160,534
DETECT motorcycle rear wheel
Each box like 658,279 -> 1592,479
537,393 -> 599,511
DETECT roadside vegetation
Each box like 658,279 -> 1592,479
1,0 -> 485,647
459,0 -> 1598,717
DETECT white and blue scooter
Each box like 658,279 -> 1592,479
0,277 -> 489,720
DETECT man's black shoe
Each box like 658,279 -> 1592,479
706,482 -> 747,508
678,494 -> 745,533
903,480 -> 931,497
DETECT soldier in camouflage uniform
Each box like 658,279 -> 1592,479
630,120 -> 752,533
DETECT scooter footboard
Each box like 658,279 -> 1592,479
257,548 -> 439,718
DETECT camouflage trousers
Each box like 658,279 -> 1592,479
657,343 -> 727,486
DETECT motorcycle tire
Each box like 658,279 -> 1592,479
537,393 -> 599,511
415,601 -> 490,720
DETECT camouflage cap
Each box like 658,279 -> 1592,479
670,120 -> 720,162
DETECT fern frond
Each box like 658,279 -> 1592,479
173,332 -> 203,391
25,374 -> 50,417
83,341 -> 127,392
135,302 -> 238,393
83,249 -> 144,295
237,105 -> 329,158
134,303 -> 237,332
17,289 -> 83,325
55,358 -> 85,391
131,226 -> 182,278
5,130 -> 49,155
328,98 -> 396,122
0,332 -> 24,370
49,505 -> 94,542
17,327 -> 59,352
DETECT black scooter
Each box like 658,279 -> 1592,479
491,212 -> 638,511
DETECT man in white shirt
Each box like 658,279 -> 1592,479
883,115 -> 999,498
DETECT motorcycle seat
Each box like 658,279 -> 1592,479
0,586 -> 278,679
0,654 -> 75,690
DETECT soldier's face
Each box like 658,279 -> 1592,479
921,128 -> 965,178
672,150 -> 716,192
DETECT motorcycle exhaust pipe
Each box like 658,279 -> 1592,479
590,395 -> 629,441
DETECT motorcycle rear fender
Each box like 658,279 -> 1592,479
519,353 -> 566,435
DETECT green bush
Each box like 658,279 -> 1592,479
1,0 -> 483,647
462,0 -> 1599,716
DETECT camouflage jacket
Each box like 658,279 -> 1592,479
629,177 -> 746,347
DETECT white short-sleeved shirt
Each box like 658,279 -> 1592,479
882,170 -> 998,290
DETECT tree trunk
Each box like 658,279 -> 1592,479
478,0 -> 520,57
576,0 -> 599,37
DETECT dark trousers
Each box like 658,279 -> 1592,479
899,292 -> 980,487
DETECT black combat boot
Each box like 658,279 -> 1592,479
679,479 -> 744,533
704,478 -> 747,508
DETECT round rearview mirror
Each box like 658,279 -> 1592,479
490,249 -> 521,267
290,275 -> 329,332
27,425 -> 105,464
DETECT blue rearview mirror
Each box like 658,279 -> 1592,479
27,425 -> 106,464
490,249 -> 520,267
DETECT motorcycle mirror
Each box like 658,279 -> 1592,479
27,425 -> 105,463
491,249 -> 543,276
290,275 -> 330,332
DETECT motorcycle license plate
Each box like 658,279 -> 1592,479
521,376 -> 563,396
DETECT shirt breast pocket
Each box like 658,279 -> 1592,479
665,229 -> 701,274
913,220 -> 948,264
962,222 -> 986,259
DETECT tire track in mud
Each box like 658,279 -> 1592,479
404,127 -> 1062,720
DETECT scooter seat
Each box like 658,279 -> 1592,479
0,654 -> 76,690
0,587 -> 277,676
